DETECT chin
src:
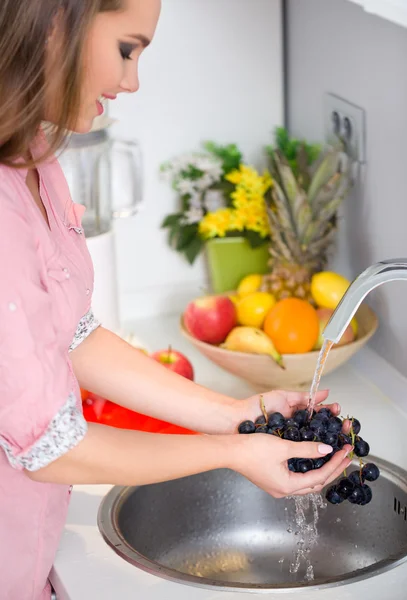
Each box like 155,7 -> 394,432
70,117 -> 95,134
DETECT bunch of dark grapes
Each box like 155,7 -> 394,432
237,402 -> 380,506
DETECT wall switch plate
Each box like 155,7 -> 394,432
324,93 -> 366,164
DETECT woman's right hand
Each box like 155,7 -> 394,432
231,433 -> 353,498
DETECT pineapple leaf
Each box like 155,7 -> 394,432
266,205 -> 298,263
273,151 -> 300,206
273,152 -> 314,243
317,196 -> 345,228
307,226 -> 337,258
295,198 -> 313,241
269,183 -> 296,235
308,150 -> 341,206
296,144 -> 311,190
311,172 -> 342,215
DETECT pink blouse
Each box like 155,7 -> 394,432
0,134 -> 100,599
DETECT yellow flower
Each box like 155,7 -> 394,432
225,169 -> 243,185
199,208 -> 234,239
230,211 -> 246,231
231,187 -> 250,209
199,164 -> 272,241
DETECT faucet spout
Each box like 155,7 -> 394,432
323,258 -> 407,344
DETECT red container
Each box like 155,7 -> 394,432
81,389 -> 197,435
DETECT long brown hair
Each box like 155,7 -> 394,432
0,0 -> 122,168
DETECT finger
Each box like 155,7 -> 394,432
286,446 -> 352,492
285,440 -> 333,460
342,419 -> 352,434
315,402 -> 341,416
285,389 -> 330,410
291,485 -> 324,496
323,454 -> 354,488
288,452 -> 354,497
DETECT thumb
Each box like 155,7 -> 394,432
286,441 -> 333,460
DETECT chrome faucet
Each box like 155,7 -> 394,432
323,258 -> 407,343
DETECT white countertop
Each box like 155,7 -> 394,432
51,315 -> 407,599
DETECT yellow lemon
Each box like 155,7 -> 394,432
236,292 -> 276,328
350,316 -> 358,337
237,273 -> 263,298
311,271 -> 351,310
228,294 -> 240,307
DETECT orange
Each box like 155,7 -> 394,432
263,298 -> 320,354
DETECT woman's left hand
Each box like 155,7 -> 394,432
230,389 -> 341,433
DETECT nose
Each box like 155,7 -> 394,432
120,67 -> 140,94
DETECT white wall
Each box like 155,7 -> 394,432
108,0 -> 283,321
286,0 -> 407,378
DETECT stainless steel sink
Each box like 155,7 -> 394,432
97,456 -> 407,592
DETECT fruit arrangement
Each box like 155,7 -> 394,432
183,269 -> 358,366
237,398 -> 380,506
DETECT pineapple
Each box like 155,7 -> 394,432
261,140 -> 353,304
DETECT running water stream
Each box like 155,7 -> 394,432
288,338 -> 334,580
307,339 -> 334,418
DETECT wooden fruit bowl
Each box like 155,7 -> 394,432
180,303 -> 378,391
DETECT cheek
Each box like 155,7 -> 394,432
83,47 -> 123,100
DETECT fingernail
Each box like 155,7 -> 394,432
318,444 -> 333,455
336,403 -> 341,413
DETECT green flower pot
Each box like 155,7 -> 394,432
205,237 -> 269,294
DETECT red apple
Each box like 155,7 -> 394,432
151,347 -> 194,380
183,295 -> 237,344
314,308 -> 355,350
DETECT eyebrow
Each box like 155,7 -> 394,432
127,34 -> 151,47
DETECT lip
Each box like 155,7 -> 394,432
96,99 -> 104,116
102,93 -> 117,100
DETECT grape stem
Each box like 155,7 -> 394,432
260,394 -> 268,422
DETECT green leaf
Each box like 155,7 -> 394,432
184,237 -> 204,264
169,223 -> 181,247
203,141 -> 243,174
175,224 -> 199,251
268,127 -> 322,178
161,213 -> 183,228
245,230 -> 268,248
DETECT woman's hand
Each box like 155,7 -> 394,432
232,389 -> 340,431
230,432 -> 353,498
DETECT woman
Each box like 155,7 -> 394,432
0,1 -> 352,598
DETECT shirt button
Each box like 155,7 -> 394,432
63,268 -> 70,279
86,288 -> 90,296
8,302 -> 17,312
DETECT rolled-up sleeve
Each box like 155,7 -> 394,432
0,198 -> 87,472
69,308 -> 100,352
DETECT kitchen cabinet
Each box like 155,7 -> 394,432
347,0 -> 407,28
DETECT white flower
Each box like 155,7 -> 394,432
204,190 -> 225,212
177,179 -> 197,196
161,153 -> 223,193
181,207 -> 204,225
188,192 -> 203,209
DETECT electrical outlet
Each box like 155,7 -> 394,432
324,93 -> 366,164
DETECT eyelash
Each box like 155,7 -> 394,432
119,43 -> 135,60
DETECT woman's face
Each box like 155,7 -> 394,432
49,0 -> 161,133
